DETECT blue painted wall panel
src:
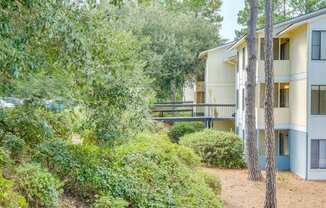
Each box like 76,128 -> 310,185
289,130 -> 307,178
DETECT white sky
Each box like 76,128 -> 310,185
220,0 -> 245,40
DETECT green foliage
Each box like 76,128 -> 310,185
0,0 -> 151,145
236,0 -> 326,37
93,195 -> 128,208
0,105 -> 53,146
0,172 -> 27,208
115,5 -> 222,100
33,141 -> 112,200
202,172 -> 222,195
0,147 -> 11,168
168,122 -> 204,143
108,134 -> 221,208
39,109 -> 74,140
16,163 -> 61,208
2,134 -> 25,161
34,134 -> 222,207
180,129 -> 246,168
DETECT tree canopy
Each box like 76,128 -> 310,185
236,0 -> 326,37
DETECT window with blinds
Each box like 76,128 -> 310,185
312,31 -> 326,60
311,85 -> 326,115
311,139 -> 326,169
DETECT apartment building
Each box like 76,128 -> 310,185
191,8 -> 326,180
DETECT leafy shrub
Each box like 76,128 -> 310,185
167,122 -> 204,143
202,172 -> 222,195
180,129 -> 246,168
16,163 -> 61,208
0,106 -> 53,146
33,141 -> 112,200
0,147 -> 11,168
2,134 -> 25,161
93,195 -> 128,208
0,172 -> 27,208
109,134 -> 222,208
34,135 -> 222,207
39,109 -> 74,140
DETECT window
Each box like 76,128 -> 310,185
242,47 -> 246,70
280,39 -> 290,60
311,85 -> 326,115
312,31 -> 326,60
273,38 -> 280,60
280,83 -> 290,107
259,130 -> 289,156
260,83 -> 290,108
311,139 -> 326,169
279,130 -> 289,156
260,38 -> 290,60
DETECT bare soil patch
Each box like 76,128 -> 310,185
203,167 -> 326,208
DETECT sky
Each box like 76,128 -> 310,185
220,0 -> 245,40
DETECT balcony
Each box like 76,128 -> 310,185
257,60 -> 290,81
256,108 -> 290,128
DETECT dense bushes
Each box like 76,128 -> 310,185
180,129 -> 246,168
0,173 -> 27,208
2,134 -> 25,161
168,122 -> 204,143
15,164 -> 61,208
93,195 -> 128,208
33,134 -> 223,207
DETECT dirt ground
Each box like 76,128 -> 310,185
203,168 -> 326,208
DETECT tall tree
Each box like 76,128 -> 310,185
264,0 -> 277,207
114,5 -> 222,101
245,0 -> 263,181
237,0 -> 326,38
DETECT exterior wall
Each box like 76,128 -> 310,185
205,48 -> 236,105
257,130 -> 291,171
212,120 -> 235,132
290,129 -> 307,178
307,17 -> 326,180
235,25 -> 310,174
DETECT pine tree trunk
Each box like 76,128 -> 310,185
245,0 -> 263,181
264,0 -> 277,207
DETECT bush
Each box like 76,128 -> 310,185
33,141 -> 112,200
34,134 -> 223,207
109,134 -> 222,208
0,106 -> 53,146
2,134 -> 25,161
93,195 -> 128,208
16,163 -> 61,208
0,147 -> 11,168
167,122 -> 204,143
202,172 -> 222,195
0,172 -> 27,208
180,129 -> 246,168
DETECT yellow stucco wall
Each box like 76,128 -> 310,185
213,120 -> 235,132
205,47 -> 236,105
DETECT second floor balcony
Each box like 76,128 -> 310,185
257,60 -> 290,81
257,37 -> 291,80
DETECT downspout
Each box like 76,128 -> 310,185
305,24 -> 311,180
